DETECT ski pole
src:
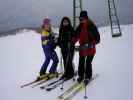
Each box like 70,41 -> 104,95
60,48 -> 65,90
84,56 -> 88,99
60,49 -> 64,75
61,41 -> 74,90
72,51 -> 76,81
60,55 -> 68,90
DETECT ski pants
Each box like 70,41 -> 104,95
61,47 -> 74,78
40,46 -> 59,75
78,55 -> 94,79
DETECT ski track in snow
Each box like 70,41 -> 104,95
0,25 -> 133,100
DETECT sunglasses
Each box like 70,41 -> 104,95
79,17 -> 84,21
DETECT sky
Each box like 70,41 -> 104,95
0,0 -> 133,32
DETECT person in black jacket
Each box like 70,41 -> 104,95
58,17 -> 75,80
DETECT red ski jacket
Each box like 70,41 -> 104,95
73,21 -> 100,56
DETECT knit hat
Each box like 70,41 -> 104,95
43,18 -> 51,25
79,11 -> 88,20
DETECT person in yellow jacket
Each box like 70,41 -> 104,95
40,18 -> 59,76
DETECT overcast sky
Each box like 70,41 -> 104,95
0,0 -> 133,32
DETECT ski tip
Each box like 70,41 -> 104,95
20,86 -> 24,88
40,86 -> 45,89
60,87 -> 64,90
46,88 -> 52,91
20,85 -> 27,88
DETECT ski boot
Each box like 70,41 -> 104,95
77,77 -> 83,83
36,74 -> 49,81
48,72 -> 59,79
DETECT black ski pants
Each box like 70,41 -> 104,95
78,55 -> 94,79
61,47 -> 74,78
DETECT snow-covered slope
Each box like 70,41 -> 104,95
0,24 -> 133,100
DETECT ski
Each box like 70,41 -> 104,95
20,73 -> 60,88
58,82 -> 80,99
31,73 -> 60,88
58,74 -> 99,100
45,79 -> 65,91
41,71 -> 77,90
63,83 -> 84,100
40,71 -> 77,89
31,75 -> 57,88
40,79 -> 61,89
21,80 -> 41,88
20,74 -> 49,88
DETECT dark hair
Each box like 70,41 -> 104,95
59,17 -> 73,33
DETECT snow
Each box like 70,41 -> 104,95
0,24 -> 133,100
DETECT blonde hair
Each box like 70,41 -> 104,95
42,24 -> 52,33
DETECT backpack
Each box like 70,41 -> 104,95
75,21 -> 100,45
89,23 -> 100,44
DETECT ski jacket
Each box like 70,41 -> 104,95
73,21 -> 100,56
41,29 -> 56,51
58,26 -> 74,48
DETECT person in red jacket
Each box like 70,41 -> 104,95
73,11 -> 100,84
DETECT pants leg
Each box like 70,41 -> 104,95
61,48 -> 74,77
49,50 -> 59,73
65,52 -> 74,77
40,55 -> 50,75
61,48 -> 68,70
78,56 -> 85,78
40,45 -> 51,75
85,56 -> 94,79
